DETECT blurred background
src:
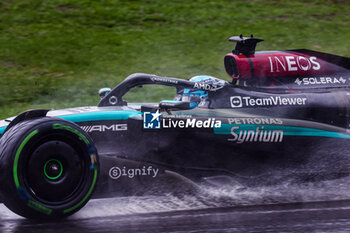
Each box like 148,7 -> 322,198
0,0 -> 349,119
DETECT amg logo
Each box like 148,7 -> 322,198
81,124 -> 127,132
228,126 -> 283,144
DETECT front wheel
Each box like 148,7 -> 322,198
0,117 -> 99,219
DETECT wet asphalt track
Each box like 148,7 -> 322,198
2,199 -> 350,232
4,174 -> 350,232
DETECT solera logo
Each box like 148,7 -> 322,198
268,56 -> 321,73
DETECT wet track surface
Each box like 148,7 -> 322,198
4,175 -> 350,232
2,199 -> 350,232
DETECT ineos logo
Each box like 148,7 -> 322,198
230,96 -> 243,108
268,56 -> 321,73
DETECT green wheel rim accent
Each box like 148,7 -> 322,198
63,168 -> 98,214
44,159 -> 63,180
52,123 -> 89,145
13,130 -> 39,188
27,200 -> 52,215
13,129 -> 53,215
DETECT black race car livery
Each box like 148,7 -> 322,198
0,35 -> 349,219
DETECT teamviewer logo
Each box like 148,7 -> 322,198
230,96 -> 243,108
143,110 -> 162,129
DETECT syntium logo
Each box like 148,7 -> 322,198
81,124 -> 127,132
230,96 -> 307,108
228,126 -> 284,143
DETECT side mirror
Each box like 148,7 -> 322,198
159,100 -> 191,111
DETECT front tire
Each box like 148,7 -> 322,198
0,117 -> 99,219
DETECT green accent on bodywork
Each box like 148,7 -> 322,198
59,111 -> 141,123
0,127 -> 5,135
53,123 -> 89,145
44,159 -> 63,180
214,124 -> 350,139
27,200 -> 52,215
13,130 -> 39,188
63,168 -> 98,214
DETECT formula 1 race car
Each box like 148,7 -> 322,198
0,35 -> 349,219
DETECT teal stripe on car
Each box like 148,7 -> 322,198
0,111 -> 141,136
162,100 -> 182,103
214,124 -> 350,140
58,111 -> 142,123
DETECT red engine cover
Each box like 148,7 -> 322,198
224,50 -> 349,80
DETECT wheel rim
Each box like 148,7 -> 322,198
44,159 -> 63,180
23,137 -> 88,205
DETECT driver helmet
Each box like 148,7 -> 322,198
174,75 -> 225,108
